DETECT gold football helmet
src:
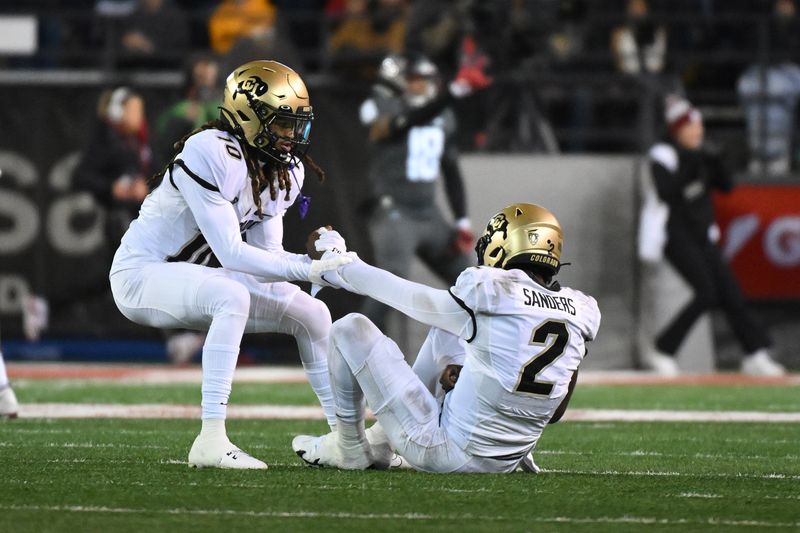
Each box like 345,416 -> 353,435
220,60 -> 313,163
475,203 -> 563,275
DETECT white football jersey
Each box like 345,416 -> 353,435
112,128 -> 305,275
440,266 -> 601,460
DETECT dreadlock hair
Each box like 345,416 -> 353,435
299,152 -> 326,184
148,119 -> 328,219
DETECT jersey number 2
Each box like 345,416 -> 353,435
515,320 -> 569,396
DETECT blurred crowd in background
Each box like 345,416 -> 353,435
2,0 -> 800,171
1,0 -> 799,370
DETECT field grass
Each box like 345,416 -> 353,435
1,379 -> 799,532
10,380 -> 800,411
11,381 -> 319,406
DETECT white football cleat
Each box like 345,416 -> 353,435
365,422 -> 393,470
644,349 -> 679,377
0,385 -> 19,419
292,431 -> 373,470
388,453 -> 414,470
741,350 -> 786,377
188,434 -> 267,469
518,452 -> 541,474
22,295 -> 49,342
166,332 -> 206,366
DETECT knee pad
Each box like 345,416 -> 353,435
335,318 -> 399,374
332,313 -> 381,344
284,292 -> 332,342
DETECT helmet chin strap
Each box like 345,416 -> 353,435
219,107 -> 246,141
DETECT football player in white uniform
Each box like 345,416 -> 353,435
293,203 -> 601,473
0,346 -> 19,419
110,60 -> 352,469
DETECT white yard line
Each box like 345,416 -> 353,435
565,409 -> 800,422
15,403 -> 800,422
543,469 -> 800,481
8,363 -> 800,385
18,403 -> 328,419
0,505 -> 797,528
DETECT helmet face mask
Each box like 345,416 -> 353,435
404,55 -> 440,107
377,53 -> 440,106
378,54 -> 407,93
251,106 -> 313,160
475,203 -> 563,277
220,60 -> 313,164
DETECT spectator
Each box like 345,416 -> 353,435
611,0 -> 667,75
208,0 -> 276,55
76,87 -> 151,224
22,87 -> 151,342
546,0 -> 607,152
357,52 -> 490,332
154,54 -> 221,168
642,95 -> 785,376
118,0 -> 189,69
272,0 -> 327,71
609,0 -> 680,152
737,0 -> 800,175
219,9 -> 306,79
404,0 -> 474,79
327,0 -> 408,80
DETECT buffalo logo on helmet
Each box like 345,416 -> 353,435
475,203 -> 564,275
237,76 -> 268,97
488,213 -> 509,239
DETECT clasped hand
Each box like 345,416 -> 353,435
306,226 -> 357,293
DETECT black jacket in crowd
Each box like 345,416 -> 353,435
650,141 -> 734,245
74,120 -> 150,209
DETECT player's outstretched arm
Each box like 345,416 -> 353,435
310,226 -> 470,335
309,230 -> 472,337
337,257 -> 472,338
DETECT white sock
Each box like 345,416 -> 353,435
337,417 -> 368,449
200,343 -> 240,419
199,418 -> 227,441
0,351 -> 8,388
745,348 -> 768,360
302,359 -> 337,429
329,343 -> 366,447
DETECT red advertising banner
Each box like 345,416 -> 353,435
714,185 -> 800,299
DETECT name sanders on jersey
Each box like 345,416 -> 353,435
521,287 -> 577,316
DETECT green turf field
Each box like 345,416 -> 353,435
11,380 -> 800,411
1,382 -> 799,532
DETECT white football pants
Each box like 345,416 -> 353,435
0,350 -> 8,388
110,262 -> 335,426
329,313 -> 519,474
